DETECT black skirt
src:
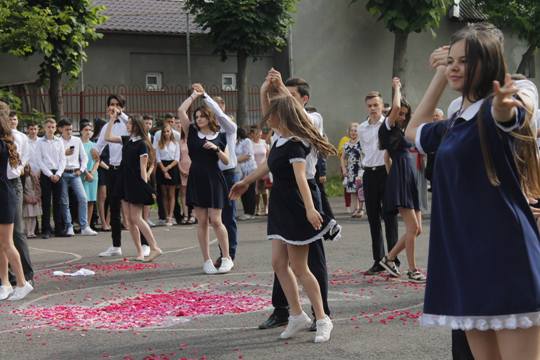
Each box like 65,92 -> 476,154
156,160 -> 180,186
98,167 -> 109,187
267,179 -> 336,245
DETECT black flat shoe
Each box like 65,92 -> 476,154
258,313 -> 288,329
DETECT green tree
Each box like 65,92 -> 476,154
352,0 -> 451,87
184,0 -> 298,126
0,0 -> 106,121
479,0 -> 540,77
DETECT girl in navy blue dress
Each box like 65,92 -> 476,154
0,102 -> 33,301
177,86 -> 233,275
105,114 -> 162,262
405,25 -> 540,359
378,78 -> 424,283
230,89 -> 337,343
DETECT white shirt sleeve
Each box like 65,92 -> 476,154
37,140 -> 52,177
96,122 -> 109,154
204,93 -> 237,134
57,142 -> 66,176
78,138 -> 88,171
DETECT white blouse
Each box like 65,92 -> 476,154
154,141 -> 180,163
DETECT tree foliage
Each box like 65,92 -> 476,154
0,0 -> 106,82
354,0 -> 451,34
184,0 -> 298,60
479,0 -> 540,49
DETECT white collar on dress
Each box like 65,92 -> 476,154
130,136 -> 142,142
197,131 -> 219,140
455,98 -> 485,121
274,135 -> 309,148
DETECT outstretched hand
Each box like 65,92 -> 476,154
493,73 -> 523,113
229,181 -> 249,200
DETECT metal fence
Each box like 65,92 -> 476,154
14,84 -> 262,127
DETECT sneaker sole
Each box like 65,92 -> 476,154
378,261 -> 400,277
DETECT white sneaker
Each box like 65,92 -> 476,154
66,226 -> 75,236
218,257 -> 234,273
98,246 -> 122,257
203,259 -> 218,274
238,214 -> 253,221
142,245 -> 151,257
81,226 -> 98,236
279,311 -> 311,339
146,219 -> 156,227
8,282 -> 34,301
0,285 -> 13,300
156,219 -> 167,226
314,316 -> 333,343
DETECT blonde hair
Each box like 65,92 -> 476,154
158,124 -> 176,149
263,95 -> 336,157
0,102 -> 20,167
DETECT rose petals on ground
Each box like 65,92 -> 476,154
13,289 -> 270,331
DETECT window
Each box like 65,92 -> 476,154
145,72 -> 163,91
222,73 -> 237,91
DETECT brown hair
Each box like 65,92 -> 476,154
158,124 -> 176,149
44,118 -> 56,125
365,91 -> 383,103
0,102 -> 20,168
452,24 -> 540,197
262,95 -> 336,157
128,114 -> 156,168
193,105 -> 220,133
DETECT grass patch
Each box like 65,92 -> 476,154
324,175 -> 344,198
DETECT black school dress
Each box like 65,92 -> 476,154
120,136 -> 154,206
0,140 -> 16,224
378,118 -> 420,214
186,125 -> 227,209
267,136 -> 336,245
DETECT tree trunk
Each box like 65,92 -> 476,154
236,51 -> 248,127
393,31 -> 409,89
49,66 -> 64,121
517,44 -> 536,78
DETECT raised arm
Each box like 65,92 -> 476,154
405,46 -> 449,143
387,78 -> 402,128
105,117 -> 122,144
195,83 -> 237,134
178,88 -> 203,137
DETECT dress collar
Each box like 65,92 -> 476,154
454,98 -> 485,121
274,135 -> 309,148
197,131 -> 219,140
130,136 -> 142,142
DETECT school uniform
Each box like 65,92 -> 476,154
358,116 -> 399,267
96,114 -> 149,248
203,94 -> 239,259
7,130 -> 34,282
37,136 -> 67,236
417,98 -> 540,330
155,141 -> 181,186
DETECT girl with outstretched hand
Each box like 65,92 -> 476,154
405,25 -> 540,359
230,74 -> 337,343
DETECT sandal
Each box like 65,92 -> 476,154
351,209 -> 361,218
180,216 -> 189,225
188,216 -> 197,225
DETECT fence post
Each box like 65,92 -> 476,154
79,90 -> 85,123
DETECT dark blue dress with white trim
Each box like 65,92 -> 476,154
417,98 -> 540,330
266,136 -> 336,245
378,118 -> 420,214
